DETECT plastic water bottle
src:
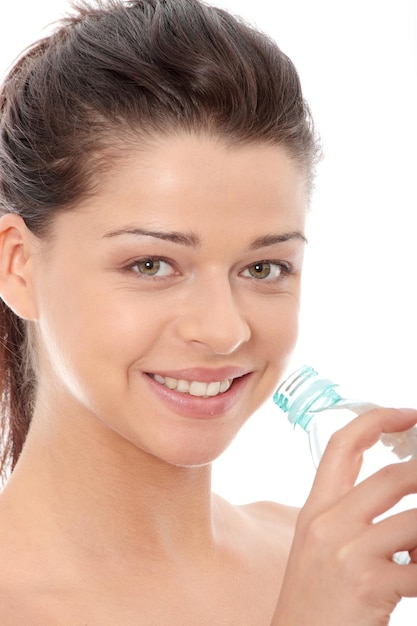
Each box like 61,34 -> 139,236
273,365 -> 417,565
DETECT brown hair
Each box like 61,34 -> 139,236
0,0 -> 320,481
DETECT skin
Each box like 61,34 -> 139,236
273,408 -> 417,625
1,133 -> 416,625
0,134 -> 308,624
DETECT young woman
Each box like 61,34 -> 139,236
0,1 -> 416,623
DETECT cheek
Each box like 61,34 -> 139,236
254,298 -> 300,390
255,297 -> 300,352
98,292 -> 171,353
34,274 -> 111,389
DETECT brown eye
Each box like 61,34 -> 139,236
247,262 -> 272,279
135,259 -> 161,275
242,262 -> 290,282
130,258 -> 174,277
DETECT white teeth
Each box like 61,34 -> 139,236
189,381 -> 209,396
206,381 -> 221,396
177,380 -> 190,393
152,374 -> 233,397
219,380 -> 231,393
164,376 -> 178,390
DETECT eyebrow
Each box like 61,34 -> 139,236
250,232 -> 308,249
102,227 -> 307,248
102,227 -> 200,247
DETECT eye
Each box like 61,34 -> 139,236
130,257 -> 175,277
242,261 -> 288,281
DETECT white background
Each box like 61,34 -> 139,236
1,1 -> 416,622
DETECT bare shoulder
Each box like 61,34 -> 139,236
237,500 -> 299,589
213,493 -> 299,562
239,499 -> 299,522
238,500 -> 299,546
212,495 -> 299,606
0,497 -> 41,623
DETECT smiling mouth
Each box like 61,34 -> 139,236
150,374 -> 233,398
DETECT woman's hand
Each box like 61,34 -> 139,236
271,407 -> 417,626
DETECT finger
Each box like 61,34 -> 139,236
305,408 -> 417,515
339,459 -> 417,524
391,563 -> 417,598
367,558 -> 417,600
371,508 -> 417,562
409,545 -> 417,563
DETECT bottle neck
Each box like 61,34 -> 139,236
288,381 -> 343,430
274,367 -> 343,430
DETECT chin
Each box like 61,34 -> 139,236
160,448 -> 224,469
149,437 -> 234,469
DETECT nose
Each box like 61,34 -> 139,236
176,277 -> 251,355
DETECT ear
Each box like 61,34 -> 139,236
0,214 -> 39,320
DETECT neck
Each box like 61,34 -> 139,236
3,408 -> 217,566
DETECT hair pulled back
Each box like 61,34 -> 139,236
0,0 -> 320,481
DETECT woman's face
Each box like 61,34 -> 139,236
30,134 -> 308,467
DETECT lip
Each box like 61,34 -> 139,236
144,369 -> 252,419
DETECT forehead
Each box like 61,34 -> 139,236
58,133 -> 308,240
100,133 -> 307,193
